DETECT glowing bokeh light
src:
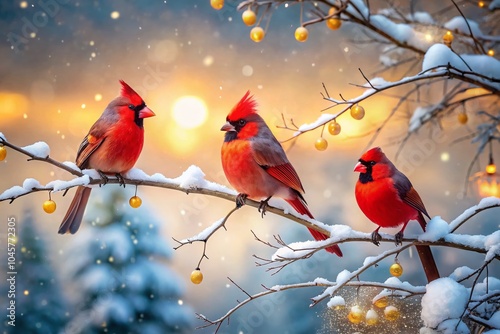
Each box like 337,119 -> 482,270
172,96 -> 208,129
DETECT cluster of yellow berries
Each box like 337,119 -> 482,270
315,104 -> 365,151
326,7 -> 342,30
210,2 -> 343,43
42,194 -> 143,214
330,261 -> 403,325
293,8 -> 342,43
340,299 -> 400,325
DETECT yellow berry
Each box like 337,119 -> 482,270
210,0 -> 224,10
326,17 -> 342,30
365,309 -> 379,325
315,137 -> 328,151
478,1 -> 485,8
129,195 -> 142,208
389,262 -> 403,277
384,306 -> 400,321
250,26 -> 265,42
326,7 -> 342,30
242,9 -> 256,26
0,146 -> 6,161
350,104 -> 365,120
487,49 -> 495,57
328,121 -> 341,135
295,26 -> 309,42
443,31 -> 454,46
347,305 -> 363,324
43,200 -> 56,214
457,112 -> 468,125
190,269 -> 203,284
373,296 -> 388,308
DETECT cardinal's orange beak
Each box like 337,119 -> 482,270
354,161 -> 367,173
139,106 -> 155,118
220,121 -> 235,132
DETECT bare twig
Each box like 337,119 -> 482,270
172,206 -> 240,269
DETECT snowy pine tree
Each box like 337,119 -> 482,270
2,211 -> 68,334
63,189 -> 194,334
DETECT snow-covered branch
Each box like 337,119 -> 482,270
0,136 -> 335,238
196,276 -> 425,332
278,62 -> 499,142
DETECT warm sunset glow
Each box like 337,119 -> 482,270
172,96 -> 208,129
0,92 -> 29,122
164,123 -> 200,156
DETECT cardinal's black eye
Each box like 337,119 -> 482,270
238,119 -> 246,126
129,104 -> 135,110
369,161 -> 376,166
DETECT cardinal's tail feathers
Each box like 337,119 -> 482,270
285,197 -> 343,257
58,186 -> 91,234
417,211 -> 427,231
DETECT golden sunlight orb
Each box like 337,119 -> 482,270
110,11 -> 120,19
172,96 -> 208,129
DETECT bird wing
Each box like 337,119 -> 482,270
393,170 -> 430,219
76,129 -> 106,169
250,139 -> 305,194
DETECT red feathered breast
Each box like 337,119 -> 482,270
355,178 -> 419,228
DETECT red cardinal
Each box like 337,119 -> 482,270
220,92 -> 342,256
58,80 -> 155,234
354,147 -> 439,281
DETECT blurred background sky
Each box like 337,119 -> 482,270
0,1 -> 498,333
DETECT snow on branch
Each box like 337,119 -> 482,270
0,136 -> 335,239
2,135 -> 499,332
196,275 -> 425,332
196,212 -> 499,333
449,196 -> 500,232
2,137 -> 499,259
278,61 -> 499,143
